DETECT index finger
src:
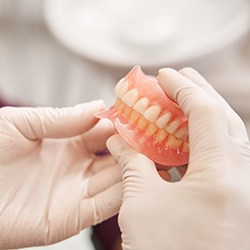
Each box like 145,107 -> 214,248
0,101 -> 105,140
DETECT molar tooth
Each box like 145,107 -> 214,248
114,78 -> 129,98
166,134 -> 182,149
143,105 -> 161,122
122,89 -> 139,107
175,127 -> 188,140
166,119 -> 181,134
156,129 -> 168,142
146,123 -> 158,136
133,98 -> 149,113
156,112 -> 172,128
137,116 -> 149,130
130,110 -> 141,123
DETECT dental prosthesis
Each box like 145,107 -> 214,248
98,66 -> 189,166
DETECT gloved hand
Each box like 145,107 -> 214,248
0,101 -> 122,249
107,68 -> 250,250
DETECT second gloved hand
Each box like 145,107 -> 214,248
107,68 -> 250,250
0,101 -> 122,249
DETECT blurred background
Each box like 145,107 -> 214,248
0,0 -> 250,249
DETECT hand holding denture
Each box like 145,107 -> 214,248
97,66 -> 189,166
0,102 -> 122,249
107,68 -> 250,250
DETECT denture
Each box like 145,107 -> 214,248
97,66 -> 189,166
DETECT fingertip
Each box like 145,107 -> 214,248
106,134 -> 121,150
158,67 -> 177,75
157,68 -> 178,83
97,118 -> 115,133
106,135 -> 162,184
179,67 -> 199,75
157,68 -> 182,102
106,134 -> 149,167
179,67 -> 208,87
75,100 -> 106,113
82,118 -> 116,153
90,99 -> 106,108
47,101 -> 106,138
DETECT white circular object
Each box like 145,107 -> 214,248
44,0 -> 250,67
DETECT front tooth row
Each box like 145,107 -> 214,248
116,97 -> 185,137
116,85 -> 185,137
114,99 -> 189,151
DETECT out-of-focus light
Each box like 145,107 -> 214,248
44,0 -> 250,68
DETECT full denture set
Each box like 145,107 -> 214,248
97,66 -> 189,166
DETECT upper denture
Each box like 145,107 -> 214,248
113,79 -> 188,150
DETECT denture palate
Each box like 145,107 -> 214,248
114,79 -> 189,151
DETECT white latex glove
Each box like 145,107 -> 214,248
0,101 -> 122,249
107,68 -> 250,250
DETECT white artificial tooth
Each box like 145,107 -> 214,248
156,129 -> 168,142
114,78 -> 129,98
166,119 -> 181,134
130,110 -> 141,123
122,89 -> 139,107
137,116 -> 149,130
123,106 -> 132,116
175,127 -> 188,140
143,105 -> 161,122
146,123 -> 158,136
156,112 -> 172,128
133,98 -> 149,113
166,134 -> 182,149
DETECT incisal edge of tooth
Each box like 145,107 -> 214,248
166,119 -> 181,134
116,99 -> 126,113
122,89 -> 139,107
143,105 -> 161,122
156,129 -> 168,142
156,112 -> 172,128
133,97 -> 149,113
130,110 -> 141,123
114,79 -> 129,98
167,134 -> 182,149
146,123 -> 158,136
175,127 -> 188,140
137,116 -> 149,130
124,106 -> 132,117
